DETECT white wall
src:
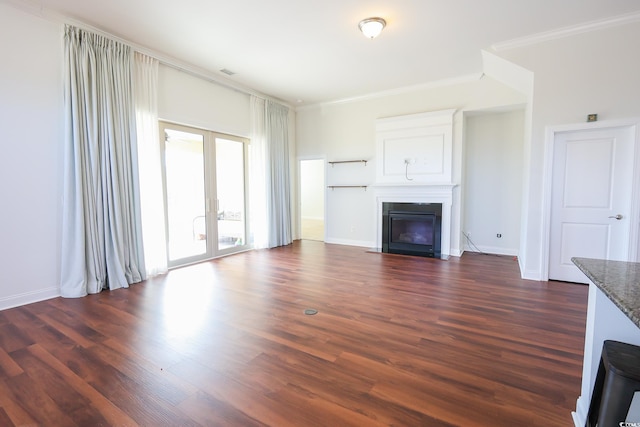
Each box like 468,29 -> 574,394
463,110 -> 524,256
296,77 -> 527,251
0,4 -> 63,309
497,21 -> 640,279
158,66 -> 251,138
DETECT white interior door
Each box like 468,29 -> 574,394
549,126 -> 636,283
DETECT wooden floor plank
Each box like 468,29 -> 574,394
0,381 -> 38,427
177,390 -> 268,427
0,241 -> 588,426
26,344 -> 139,427
3,372 -> 78,427
9,346 -> 111,426
0,407 -> 16,427
0,347 -> 23,379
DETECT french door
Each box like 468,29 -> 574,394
160,122 -> 249,267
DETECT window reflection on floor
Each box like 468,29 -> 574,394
161,265 -> 216,341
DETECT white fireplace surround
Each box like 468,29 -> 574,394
374,183 -> 456,257
374,110 -> 457,257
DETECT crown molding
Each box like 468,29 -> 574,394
296,73 -> 482,111
492,10 -> 640,51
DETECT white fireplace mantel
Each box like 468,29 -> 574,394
373,183 -> 457,257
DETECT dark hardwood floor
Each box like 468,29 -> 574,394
0,241 -> 588,426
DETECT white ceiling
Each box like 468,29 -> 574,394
19,0 -> 640,106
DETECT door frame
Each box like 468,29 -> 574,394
541,118 -> 640,280
159,121 -> 251,268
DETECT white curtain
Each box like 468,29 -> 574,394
134,52 -> 167,277
266,100 -> 292,247
249,96 -> 269,249
60,26 -> 144,297
249,97 -> 292,248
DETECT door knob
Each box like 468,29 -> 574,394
608,214 -> 623,220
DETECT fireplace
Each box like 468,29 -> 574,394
382,202 -> 442,258
374,184 -> 455,258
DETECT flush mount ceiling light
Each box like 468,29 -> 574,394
358,17 -> 386,39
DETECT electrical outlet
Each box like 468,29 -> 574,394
497,233 -> 502,238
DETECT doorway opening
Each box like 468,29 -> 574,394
300,159 -> 325,241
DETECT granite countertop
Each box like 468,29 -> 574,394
572,257 -> 640,329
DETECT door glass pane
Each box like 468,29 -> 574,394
215,138 -> 245,250
164,129 -> 207,261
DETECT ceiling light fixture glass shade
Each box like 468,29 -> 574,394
358,17 -> 386,39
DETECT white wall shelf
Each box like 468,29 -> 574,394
327,185 -> 367,190
327,159 -> 369,189
328,159 -> 367,166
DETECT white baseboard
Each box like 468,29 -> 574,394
324,238 -> 376,248
465,245 -> 543,280
521,269 -> 543,281
516,256 -> 544,281
449,248 -> 463,257
571,411 -> 581,427
571,395 -> 589,427
463,244 -> 518,257
0,286 -> 60,311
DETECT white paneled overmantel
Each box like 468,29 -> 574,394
375,109 -> 455,184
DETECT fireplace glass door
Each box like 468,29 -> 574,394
388,212 -> 436,256
390,214 -> 434,246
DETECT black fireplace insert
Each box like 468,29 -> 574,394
382,202 -> 442,258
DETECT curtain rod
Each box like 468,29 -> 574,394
3,0 -> 292,108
